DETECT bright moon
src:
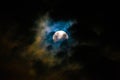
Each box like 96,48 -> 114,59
53,30 -> 69,42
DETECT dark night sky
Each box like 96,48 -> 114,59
0,1 -> 120,80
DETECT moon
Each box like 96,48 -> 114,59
53,30 -> 69,42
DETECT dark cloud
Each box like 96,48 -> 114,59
0,1 -> 120,80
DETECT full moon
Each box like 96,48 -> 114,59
53,30 -> 69,42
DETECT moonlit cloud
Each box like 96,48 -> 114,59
24,14 -> 77,67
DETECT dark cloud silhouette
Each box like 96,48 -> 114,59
0,1 -> 120,80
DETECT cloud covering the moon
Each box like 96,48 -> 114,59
23,14 -> 77,66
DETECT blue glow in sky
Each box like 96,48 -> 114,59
38,16 -> 76,56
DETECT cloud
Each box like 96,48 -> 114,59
24,14 -> 77,67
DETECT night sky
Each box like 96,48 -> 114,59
0,1 -> 120,80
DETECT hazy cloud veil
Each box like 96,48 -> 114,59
25,14 -> 77,66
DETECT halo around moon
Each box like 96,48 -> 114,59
53,30 -> 69,42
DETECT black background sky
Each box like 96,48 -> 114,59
0,1 -> 120,80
